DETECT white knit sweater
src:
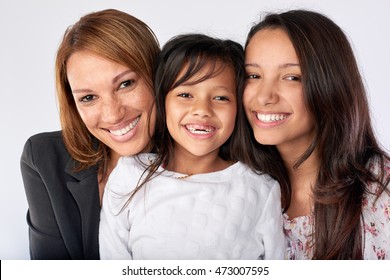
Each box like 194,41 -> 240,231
99,153 -> 285,259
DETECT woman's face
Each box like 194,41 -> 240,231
243,28 -> 315,155
67,51 -> 155,160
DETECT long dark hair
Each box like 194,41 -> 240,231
244,9 -> 390,259
122,33 -> 245,207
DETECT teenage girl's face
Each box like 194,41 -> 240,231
67,51 -> 155,162
243,28 -> 315,155
165,63 -> 237,160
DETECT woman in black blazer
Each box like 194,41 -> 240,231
20,9 -> 160,259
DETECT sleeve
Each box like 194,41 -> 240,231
256,179 -> 286,260
20,138 -> 70,259
364,177 -> 390,259
99,157 -> 137,259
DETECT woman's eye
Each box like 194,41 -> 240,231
246,74 -> 260,79
119,80 -> 134,89
214,96 -> 230,101
79,95 -> 96,103
284,75 -> 301,82
177,93 -> 191,98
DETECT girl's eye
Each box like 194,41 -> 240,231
246,74 -> 260,79
284,75 -> 301,82
214,96 -> 230,101
177,93 -> 191,98
119,80 -> 134,89
79,94 -> 96,103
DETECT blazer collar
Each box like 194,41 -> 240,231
65,157 -> 101,259
65,157 -> 98,181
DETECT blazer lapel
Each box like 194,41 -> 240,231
65,158 -> 100,259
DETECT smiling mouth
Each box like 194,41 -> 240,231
108,117 -> 140,136
185,124 -> 216,134
256,113 -> 289,123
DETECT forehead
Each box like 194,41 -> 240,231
66,51 -> 130,84
246,28 -> 298,63
177,60 -> 234,82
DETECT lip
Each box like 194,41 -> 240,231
183,123 -> 218,139
104,116 -> 141,142
252,111 -> 291,128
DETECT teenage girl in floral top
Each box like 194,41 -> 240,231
241,9 -> 390,259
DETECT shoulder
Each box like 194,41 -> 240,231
23,131 -> 66,155
363,156 -> 390,212
115,153 -> 156,173
21,131 -> 70,166
222,162 -> 281,201
27,130 -> 63,142
118,153 -> 156,167
231,162 -> 279,187
365,156 -> 390,193
107,153 -> 156,192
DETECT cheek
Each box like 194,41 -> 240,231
241,95 -> 253,121
134,85 -> 155,108
74,106 -> 97,128
165,107 -> 179,130
140,94 -> 155,111
242,89 -> 252,111
293,95 -> 310,119
293,98 -> 315,133
148,104 -> 157,135
221,106 -> 237,132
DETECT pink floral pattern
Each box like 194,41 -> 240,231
284,159 -> 390,259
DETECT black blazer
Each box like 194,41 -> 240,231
20,131 -> 100,259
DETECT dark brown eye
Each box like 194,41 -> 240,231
80,94 -> 96,102
119,80 -> 134,89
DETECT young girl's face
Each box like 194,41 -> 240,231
243,28 -> 315,155
165,62 -> 237,159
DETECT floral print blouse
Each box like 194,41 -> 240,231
284,158 -> 390,259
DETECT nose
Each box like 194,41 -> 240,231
101,95 -> 125,124
246,79 -> 278,106
190,98 -> 212,117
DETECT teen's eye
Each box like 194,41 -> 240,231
214,96 -> 230,101
246,74 -> 260,79
119,80 -> 135,89
284,75 -> 301,82
177,93 -> 192,98
79,94 -> 96,103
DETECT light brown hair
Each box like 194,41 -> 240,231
55,9 -> 159,177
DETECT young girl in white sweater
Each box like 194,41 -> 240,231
99,34 -> 285,259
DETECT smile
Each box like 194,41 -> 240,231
185,124 -> 216,135
256,113 -> 289,123
109,117 -> 140,136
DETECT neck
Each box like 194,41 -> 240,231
279,147 -> 319,219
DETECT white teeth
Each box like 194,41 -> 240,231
257,113 -> 288,123
109,117 -> 140,136
187,128 -> 213,134
185,125 -> 215,134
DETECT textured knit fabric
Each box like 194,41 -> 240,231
284,158 -> 390,259
99,153 -> 285,260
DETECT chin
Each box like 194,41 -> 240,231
254,135 -> 276,146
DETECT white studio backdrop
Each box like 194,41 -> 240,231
0,0 -> 389,259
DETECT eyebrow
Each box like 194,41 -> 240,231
245,63 -> 300,69
214,85 -> 235,94
112,69 -> 133,84
71,69 -> 134,94
177,83 -> 235,94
